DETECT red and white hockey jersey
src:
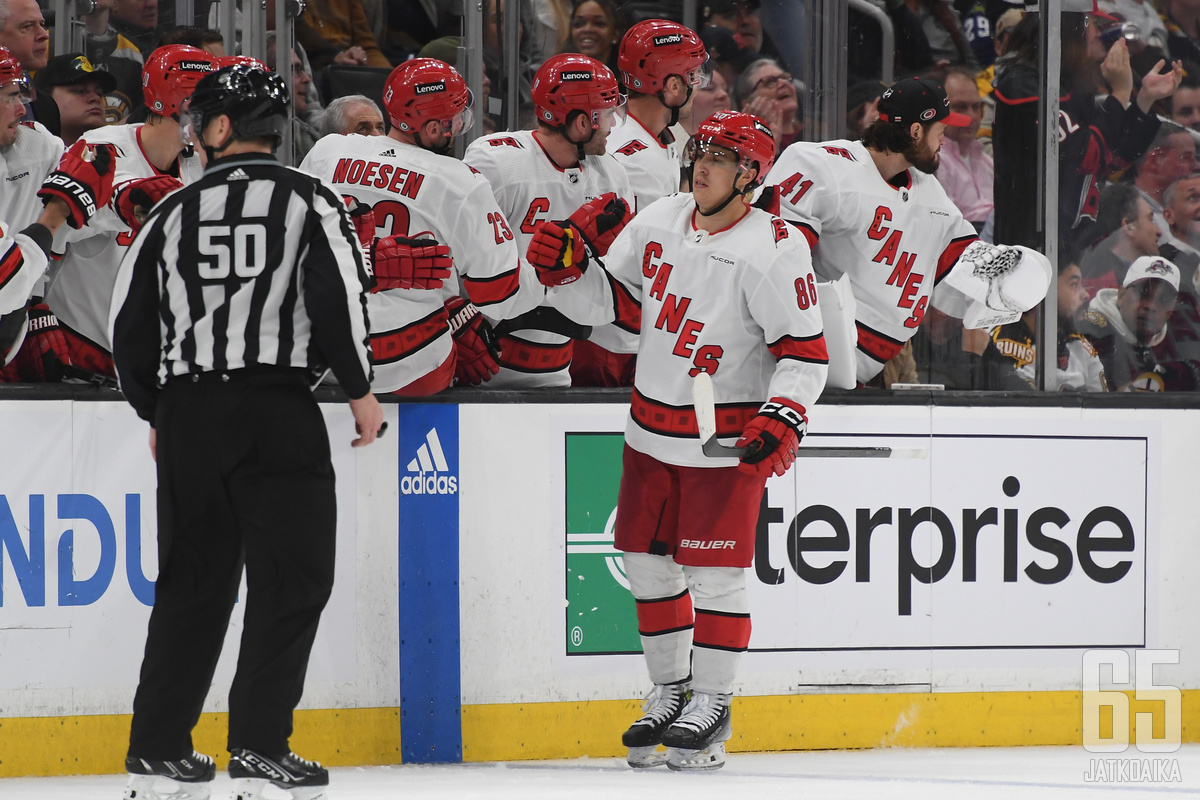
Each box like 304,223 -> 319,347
463,129 -> 633,388
0,122 -> 64,318
551,192 -> 829,467
301,133 -> 547,392
609,112 -> 682,214
765,139 -> 977,383
43,124 -> 202,353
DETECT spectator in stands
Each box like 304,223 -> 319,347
81,0 -> 144,123
529,0 -> 572,68
1160,171 -> 1200,266
902,0 -> 978,70
735,58 -> 801,149
1081,182 -> 1161,290
993,12 -> 1177,256
109,0 -> 159,56
1169,73 -> 1200,131
158,26 -> 225,57
267,36 -> 321,161
564,0 -> 623,78
300,0 -> 391,69
933,66 -> 992,230
1098,0 -> 1168,53
320,94 -> 385,137
704,0 -> 769,55
0,0 -> 49,73
35,54 -> 114,144
418,36 -> 496,134
1078,255 -> 1198,390
699,24 -> 755,99
1129,123 -> 1196,243
975,7 -> 1023,154
981,255 -> 1108,391
1163,0 -> 1200,68
845,79 -> 884,140
680,70 -> 731,137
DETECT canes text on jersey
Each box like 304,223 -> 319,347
868,205 -> 928,328
642,242 -> 723,376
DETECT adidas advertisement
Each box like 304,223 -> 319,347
401,427 -> 457,495
562,420 -> 1155,656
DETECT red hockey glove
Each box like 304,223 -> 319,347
566,192 -> 631,256
736,397 -> 807,477
115,175 -> 184,233
527,221 -> 588,287
372,235 -> 453,291
446,296 -> 501,385
11,303 -> 70,382
342,196 -> 377,284
38,141 -> 118,229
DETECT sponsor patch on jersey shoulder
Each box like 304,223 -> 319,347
709,253 -> 735,267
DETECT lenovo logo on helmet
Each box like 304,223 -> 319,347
415,80 -> 446,95
180,60 -> 215,72
560,70 -> 593,81
753,120 -> 772,135
653,33 -> 682,45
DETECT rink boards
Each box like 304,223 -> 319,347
0,398 -> 1197,775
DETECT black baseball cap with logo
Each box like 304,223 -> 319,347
876,77 -> 972,127
35,53 -> 117,94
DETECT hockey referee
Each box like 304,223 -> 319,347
110,63 -> 384,800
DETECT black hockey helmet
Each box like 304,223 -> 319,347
184,63 -> 289,154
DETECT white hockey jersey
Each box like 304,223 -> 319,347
0,122 -> 63,320
551,193 -> 829,467
300,133 -> 547,392
765,139 -> 978,383
463,129 -> 634,388
43,124 -> 203,353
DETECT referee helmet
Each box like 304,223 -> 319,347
185,64 -> 290,155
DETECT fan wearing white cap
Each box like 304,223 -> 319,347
759,75 -> 1052,385
1077,254 -> 1198,390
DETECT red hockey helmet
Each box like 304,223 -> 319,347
686,111 -> 776,188
143,45 -> 218,117
216,54 -> 269,71
531,53 -> 622,129
383,58 -> 473,134
0,46 -> 26,95
618,19 -> 710,95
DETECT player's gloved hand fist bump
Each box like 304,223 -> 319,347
736,397 -> 807,477
527,221 -> 588,287
38,141 -> 118,229
372,235 -> 453,291
445,296 -> 501,385
567,192 -> 631,255
115,175 -> 184,233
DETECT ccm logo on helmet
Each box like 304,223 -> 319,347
414,80 -> 446,95
653,33 -> 683,45
560,70 -> 593,81
753,120 -> 772,135
679,540 -> 737,550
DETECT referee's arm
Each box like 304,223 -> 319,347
110,209 -> 169,423
302,183 -> 374,398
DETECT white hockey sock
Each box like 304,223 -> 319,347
685,566 -> 749,696
623,552 -> 692,685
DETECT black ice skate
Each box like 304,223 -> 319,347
662,691 -> 732,771
123,751 -> 215,800
229,748 -> 329,800
621,682 -> 689,768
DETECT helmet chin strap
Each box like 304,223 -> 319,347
198,125 -> 234,162
659,82 -> 694,128
414,123 -> 454,156
557,119 -> 595,162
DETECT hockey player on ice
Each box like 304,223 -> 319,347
533,110 -> 827,770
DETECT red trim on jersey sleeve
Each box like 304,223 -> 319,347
608,272 -> 642,333
693,609 -> 752,651
463,265 -> 521,307
370,307 -> 450,365
496,334 -> 573,373
855,320 -> 905,364
934,235 -> 978,285
0,243 -> 24,292
630,388 -> 759,438
788,219 -> 818,248
635,590 -> 694,636
768,332 -> 829,364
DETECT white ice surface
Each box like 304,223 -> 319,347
6,746 -> 1200,799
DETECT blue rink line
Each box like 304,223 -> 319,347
396,404 -> 463,763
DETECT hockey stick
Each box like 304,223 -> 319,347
691,373 -> 928,459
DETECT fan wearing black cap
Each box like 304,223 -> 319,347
760,76 -> 1052,386
34,53 -> 116,144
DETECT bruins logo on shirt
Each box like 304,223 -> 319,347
1082,310 -> 1108,328
104,91 -> 133,125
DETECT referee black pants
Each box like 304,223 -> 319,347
128,370 -> 337,759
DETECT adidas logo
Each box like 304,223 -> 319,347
379,148 -> 396,158
227,168 -> 249,181
401,427 -> 457,495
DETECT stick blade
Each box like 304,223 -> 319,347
691,372 -> 718,443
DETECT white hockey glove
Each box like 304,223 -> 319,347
942,242 -> 1052,329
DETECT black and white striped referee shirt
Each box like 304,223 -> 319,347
109,152 -> 374,423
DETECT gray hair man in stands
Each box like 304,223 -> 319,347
320,93 -> 385,137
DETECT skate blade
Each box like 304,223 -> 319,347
666,742 -> 727,771
232,778 -> 329,800
626,745 -> 669,769
124,773 -> 212,800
